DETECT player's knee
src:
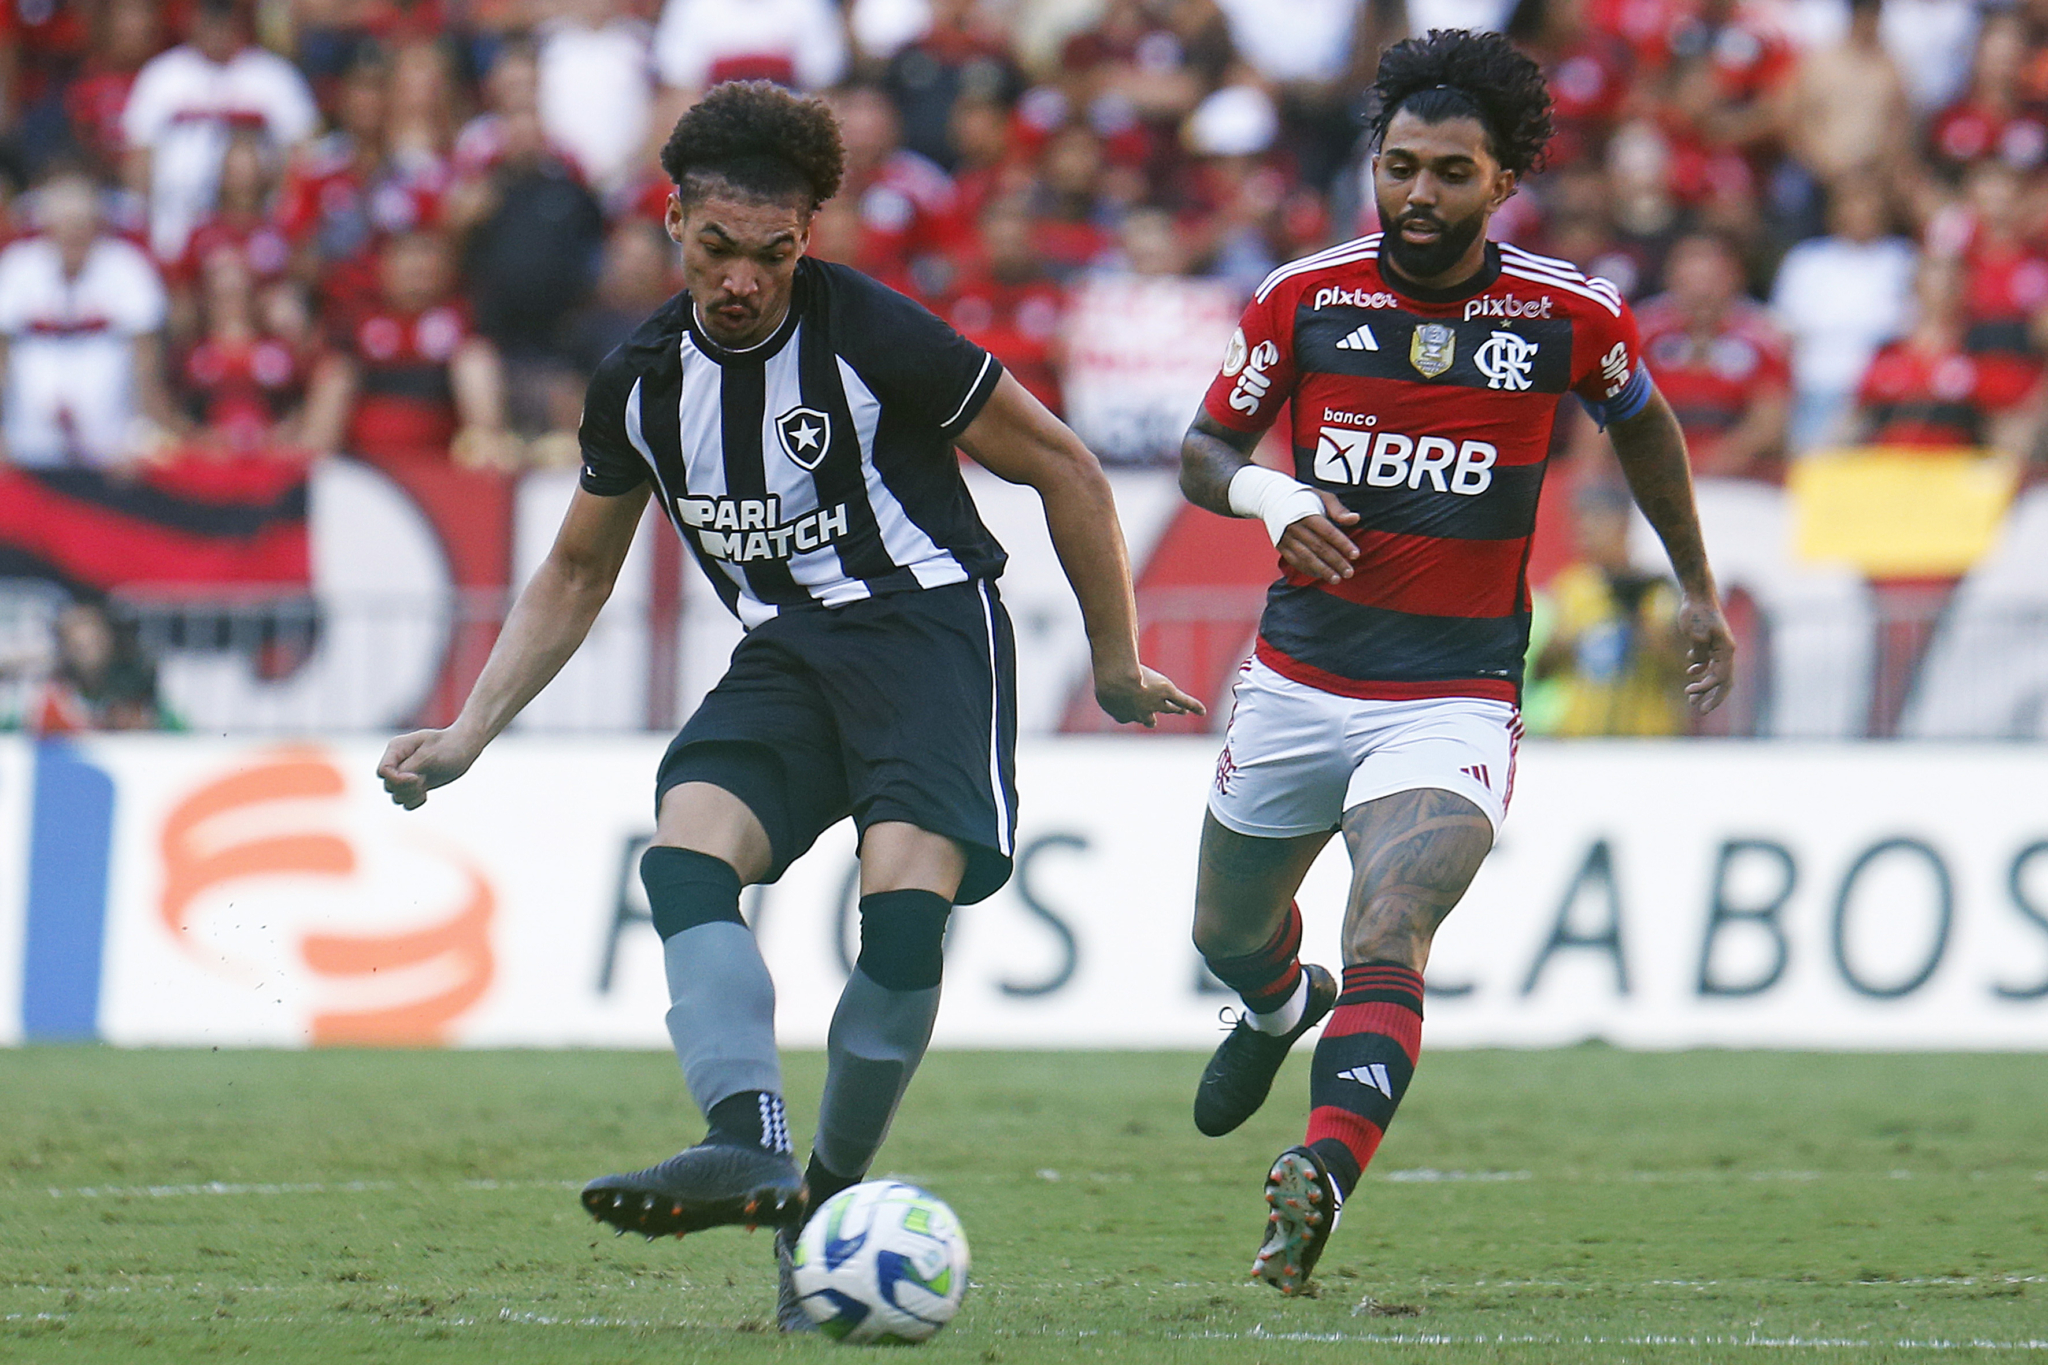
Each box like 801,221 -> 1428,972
856,889 -> 951,991
641,845 -> 745,939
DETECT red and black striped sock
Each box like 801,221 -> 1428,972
1304,961 -> 1424,1196
1202,902 -> 1305,1017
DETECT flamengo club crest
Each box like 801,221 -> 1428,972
1410,323 -> 1455,378
776,405 -> 832,470
1474,329 -> 1539,391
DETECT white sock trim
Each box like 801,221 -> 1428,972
1249,972 -> 1310,1036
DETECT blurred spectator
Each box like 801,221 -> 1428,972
0,172 -> 176,469
564,218 -> 679,377
947,88 -> 1029,224
1058,0 -> 1231,184
1851,255 -> 2040,454
448,100 -> 604,428
1771,178 -> 1917,450
651,0 -> 846,102
1636,230 -> 1792,479
1177,83 -> 1313,292
942,194 -> 1066,413
176,243 -> 309,454
169,128 -> 295,343
1929,12 -> 2048,181
1787,0 -> 1910,191
1928,161 -> 2048,359
63,0 -> 165,182
1529,484 -> 1689,737
1645,0 -> 1796,208
536,0 -> 653,195
0,0 -> 91,179
885,0 -> 1020,172
302,227 -> 512,469
1060,205 -> 1239,464
17,597 -> 172,732
120,0 -> 319,260
382,38 -> 459,179
1506,0 -> 1634,172
825,82 -> 965,295
1026,123 -> 1117,278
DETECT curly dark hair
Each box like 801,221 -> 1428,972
1366,29 -> 1555,177
659,80 -> 845,211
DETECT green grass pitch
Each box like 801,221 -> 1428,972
3,1048 -> 2044,1363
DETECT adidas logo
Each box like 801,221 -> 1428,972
1334,324 -> 1379,352
1337,1063 -> 1393,1096
1461,763 -> 1490,789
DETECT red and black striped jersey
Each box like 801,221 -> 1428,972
1200,234 -> 1652,703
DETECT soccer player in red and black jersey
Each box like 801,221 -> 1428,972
1177,29 -> 1737,1295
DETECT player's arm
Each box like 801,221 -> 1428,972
1604,388 -> 1736,713
1178,413 -> 1361,584
956,371 -> 1204,727
377,484 -> 651,808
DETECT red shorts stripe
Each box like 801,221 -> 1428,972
1306,1105 -> 1388,1166
1293,529 -> 1527,618
1253,640 -> 1520,704
1320,1001 -> 1422,1063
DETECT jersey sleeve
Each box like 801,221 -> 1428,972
1199,285 -> 1297,435
839,271 -> 1005,439
577,346 -> 650,497
1571,292 -> 1653,429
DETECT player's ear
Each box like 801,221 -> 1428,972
1491,168 -> 1518,209
664,191 -> 687,245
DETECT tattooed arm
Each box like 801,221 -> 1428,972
1605,388 -> 1737,713
1179,412 -> 1363,584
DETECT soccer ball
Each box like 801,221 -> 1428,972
789,1180 -> 970,1344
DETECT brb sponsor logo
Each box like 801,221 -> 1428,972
1312,285 -> 1399,310
1222,328 -> 1282,415
1314,424 -> 1497,494
675,494 -> 851,563
1463,294 -> 1554,321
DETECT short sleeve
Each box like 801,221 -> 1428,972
120,57 -> 172,149
1199,284 -> 1297,435
108,244 -> 167,334
577,347 -> 651,497
837,270 -> 1005,438
1571,292 -> 1652,428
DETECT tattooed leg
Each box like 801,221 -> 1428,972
1338,788 -> 1494,970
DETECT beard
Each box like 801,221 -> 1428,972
1382,208 -> 1487,282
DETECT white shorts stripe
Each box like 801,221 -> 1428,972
975,579 -> 1014,856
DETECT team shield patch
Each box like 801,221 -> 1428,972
1410,323 -> 1455,378
775,406 -> 832,470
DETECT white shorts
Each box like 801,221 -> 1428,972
1207,659 -> 1521,839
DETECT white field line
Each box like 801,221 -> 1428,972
1195,1327 -> 2048,1350
38,1178 -> 580,1200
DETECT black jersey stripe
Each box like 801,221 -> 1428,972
795,313 -> 920,594
1259,585 -> 1531,686
719,358 -> 806,606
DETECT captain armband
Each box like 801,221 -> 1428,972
1227,465 -> 1327,546
1578,365 -> 1655,430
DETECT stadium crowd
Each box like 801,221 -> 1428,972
0,0 -> 2036,735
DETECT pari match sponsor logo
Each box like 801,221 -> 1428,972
674,494 -> 852,563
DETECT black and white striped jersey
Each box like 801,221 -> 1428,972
577,257 -> 1009,626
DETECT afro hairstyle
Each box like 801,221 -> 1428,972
659,80 -> 845,212
1366,29 -> 1555,177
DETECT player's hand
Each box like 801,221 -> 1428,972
1095,663 -> 1207,729
1277,491 -> 1361,584
1678,594 -> 1736,714
376,729 -> 482,810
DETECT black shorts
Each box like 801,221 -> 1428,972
656,578 -> 1020,905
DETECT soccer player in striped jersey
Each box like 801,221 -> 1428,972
1178,30 -> 1737,1294
374,81 -> 1200,1326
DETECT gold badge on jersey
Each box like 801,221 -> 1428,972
1410,323 -> 1456,378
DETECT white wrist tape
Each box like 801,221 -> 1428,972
1227,465 -> 1326,546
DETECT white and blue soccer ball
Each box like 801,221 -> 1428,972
789,1180 -> 970,1344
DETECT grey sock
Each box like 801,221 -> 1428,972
663,922 -> 782,1118
812,967 -> 940,1179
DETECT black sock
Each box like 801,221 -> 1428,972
705,1090 -> 791,1154
804,1151 -> 859,1210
